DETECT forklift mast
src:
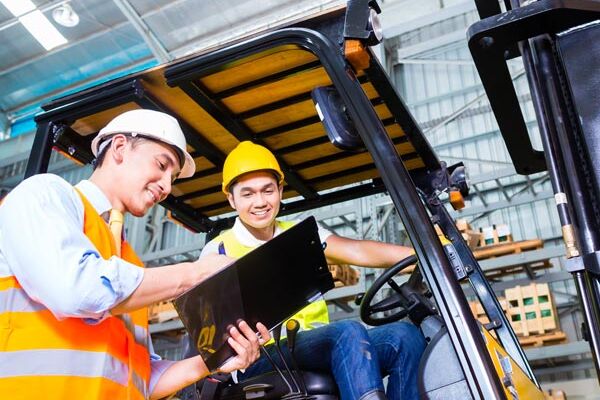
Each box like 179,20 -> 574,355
467,0 -> 600,381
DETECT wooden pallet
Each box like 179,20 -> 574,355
148,301 -> 179,324
519,331 -> 567,347
474,239 -> 552,279
473,239 -> 543,260
469,298 -> 508,326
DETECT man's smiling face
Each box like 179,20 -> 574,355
227,170 -> 283,240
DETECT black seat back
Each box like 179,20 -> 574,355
219,371 -> 338,399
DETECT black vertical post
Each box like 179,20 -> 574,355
24,121 -> 55,178
331,57 -> 507,399
528,35 -> 600,378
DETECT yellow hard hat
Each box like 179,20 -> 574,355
222,141 -> 284,194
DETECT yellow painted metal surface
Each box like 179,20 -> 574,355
64,45 -> 426,218
481,326 -> 545,400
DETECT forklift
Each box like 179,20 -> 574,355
23,0 -> 600,398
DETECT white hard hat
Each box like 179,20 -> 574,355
91,109 -> 195,178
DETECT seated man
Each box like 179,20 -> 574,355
198,141 -> 426,400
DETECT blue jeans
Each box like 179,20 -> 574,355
239,320 -> 426,400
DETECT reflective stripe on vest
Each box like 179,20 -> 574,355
0,349 -> 129,385
215,220 -> 330,338
0,190 -> 150,399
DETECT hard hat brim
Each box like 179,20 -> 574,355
179,152 -> 196,179
91,132 -> 196,179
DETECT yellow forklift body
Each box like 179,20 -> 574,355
481,326 -> 545,399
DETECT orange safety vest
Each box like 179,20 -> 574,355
0,190 -> 151,399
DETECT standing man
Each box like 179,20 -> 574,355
199,141 -> 426,400
0,110 -> 269,400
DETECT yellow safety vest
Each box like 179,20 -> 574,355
214,220 -> 330,339
0,190 -> 151,400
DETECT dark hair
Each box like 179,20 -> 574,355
93,134 -> 147,169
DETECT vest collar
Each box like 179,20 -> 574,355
231,217 -> 285,248
75,180 -> 112,218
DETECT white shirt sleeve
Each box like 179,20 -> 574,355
0,174 -> 144,321
199,238 -> 220,258
147,339 -> 176,394
316,221 -> 333,243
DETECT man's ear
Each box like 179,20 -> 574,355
227,192 -> 236,210
278,183 -> 283,197
110,134 -> 128,164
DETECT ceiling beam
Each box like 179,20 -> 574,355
0,111 -> 10,132
111,0 -> 172,63
0,111 -> 9,139
176,80 -> 319,200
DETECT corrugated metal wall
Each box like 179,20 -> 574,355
392,8 -> 557,243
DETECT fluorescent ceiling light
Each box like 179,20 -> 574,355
19,10 -> 68,51
1,0 -> 35,16
1,0 -> 68,51
53,4 -> 79,28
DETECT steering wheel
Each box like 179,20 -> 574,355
360,254 -> 428,326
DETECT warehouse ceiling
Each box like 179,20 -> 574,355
0,0 -> 345,133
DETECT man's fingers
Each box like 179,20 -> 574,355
256,322 -> 271,344
228,326 -> 250,348
220,320 -> 269,373
237,320 -> 260,345
229,323 -> 258,358
227,334 -> 258,365
227,337 -> 246,359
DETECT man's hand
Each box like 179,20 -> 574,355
218,321 -> 271,374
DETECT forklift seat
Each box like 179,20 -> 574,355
217,371 -> 338,399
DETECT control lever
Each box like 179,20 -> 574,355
272,324 -> 303,396
257,326 -> 295,394
354,292 -> 365,306
285,319 -> 308,396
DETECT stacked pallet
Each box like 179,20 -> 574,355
469,298 -> 508,327
479,223 -> 513,246
469,283 -> 567,347
455,219 -> 482,250
148,301 -> 179,324
435,220 -> 550,278
469,222 -> 550,278
505,283 -> 567,347
328,264 -> 360,287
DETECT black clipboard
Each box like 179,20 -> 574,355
173,216 -> 335,371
